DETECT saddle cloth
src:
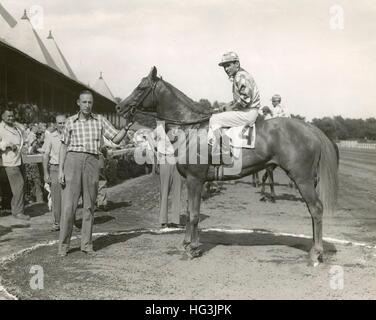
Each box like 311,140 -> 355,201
224,124 -> 256,149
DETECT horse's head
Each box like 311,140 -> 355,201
116,66 -> 159,120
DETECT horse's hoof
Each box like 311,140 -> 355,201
270,198 -> 276,203
260,196 -> 267,202
187,247 -> 202,259
309,248 -> 324,266
181,241 -> 190,251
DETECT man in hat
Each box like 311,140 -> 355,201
271,94 -> 290,118
209,51 -> 261,160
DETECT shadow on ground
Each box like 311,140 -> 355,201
26,203 -> 49,218
257,192 -> 304,203
74,215 -> 116,229
106,201 -> 133,210
85,228 -> 337,260
199,230 -> 336,258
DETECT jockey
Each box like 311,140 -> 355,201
209,51 -> 261,157
271,94 -> 290,118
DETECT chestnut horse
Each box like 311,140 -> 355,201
116,67 -> 338,265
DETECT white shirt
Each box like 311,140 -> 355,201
272,104 -> 290,118
0,121 -> 24,167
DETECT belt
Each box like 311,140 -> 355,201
68,151 -> 99,159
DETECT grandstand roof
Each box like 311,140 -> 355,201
46,30 -> 77,80
0,4 -> 116,107
1,9 -> 58,70
93,72 -> 116,102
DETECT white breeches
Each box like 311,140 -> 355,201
208,109 -> 259,141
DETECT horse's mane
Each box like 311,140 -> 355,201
160,78 -> 211,117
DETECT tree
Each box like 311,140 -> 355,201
290,114 -> 306,121
198,99 -> 212,109
114,97 -> 122,104
311,117 -> 337,140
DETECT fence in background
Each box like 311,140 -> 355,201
338,140 -> 376,150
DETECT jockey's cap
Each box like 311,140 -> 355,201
271,94 -> 281,102
218,51 -> 239,66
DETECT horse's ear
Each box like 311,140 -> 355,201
149,66 -> 158,81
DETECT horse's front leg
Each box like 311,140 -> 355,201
185,176 -> 204,258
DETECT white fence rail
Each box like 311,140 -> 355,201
338,140 -> 376,150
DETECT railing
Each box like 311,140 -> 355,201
21,148 -> 133,164
338,141 -> 376,150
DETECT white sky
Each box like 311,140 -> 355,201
2,0 -> 376,120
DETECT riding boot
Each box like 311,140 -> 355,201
221,134 -> 232,165
210,129 -> 232,166
211,129 -> 222,165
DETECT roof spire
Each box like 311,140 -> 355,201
21,9 -> 28,20
47,30 -> 54,39
99,71 -> 103,79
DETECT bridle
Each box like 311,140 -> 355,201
124,78 -> 159,122
122,78 -> 211,126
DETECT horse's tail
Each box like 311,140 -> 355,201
315,130 -> 339,215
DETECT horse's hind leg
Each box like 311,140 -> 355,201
295,179 -> 324,265
185,175 -> 204,258
268,168 -> 276,203
252,173 -> 260,188
260,171 -> 268,201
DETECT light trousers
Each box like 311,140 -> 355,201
59,152 -> 99,252
159,162 -> 182,225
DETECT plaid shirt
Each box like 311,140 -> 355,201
231,68 -> 260,110
62,112 -> 119,155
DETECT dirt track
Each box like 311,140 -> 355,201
1,148 -> 376,299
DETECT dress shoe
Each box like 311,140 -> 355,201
81,249 -> 97,256
13,213 -> 30,220
168,223 -> 185,229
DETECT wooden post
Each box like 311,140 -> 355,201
24,72 -> 28,102
4,64 -> 8,104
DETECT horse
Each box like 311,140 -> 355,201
116,67 -> 338,265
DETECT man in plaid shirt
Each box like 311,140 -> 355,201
58,90 -> 129,256
209,52 -> 261,161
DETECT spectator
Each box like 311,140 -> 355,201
43,114 -> 66,231
0,108 -> 29,220
271,94 -> 290,118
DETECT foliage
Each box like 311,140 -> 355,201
311,116 -> 376,141
291,114 -> 306,121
